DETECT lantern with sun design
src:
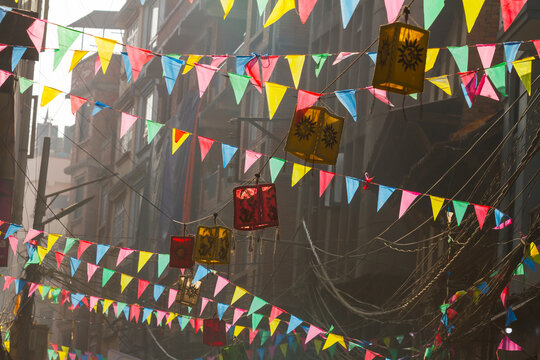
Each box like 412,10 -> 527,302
222,344 -> 248,360
194,225 -> 232,265
175,274 -> 201,307
169,236 -> 195,269
284,106 -> 344,165
203,318 -> 227,346
372,22 -> 429,94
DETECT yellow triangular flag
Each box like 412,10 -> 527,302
94,36 -> 117,74
3,341 -> 8,352
285,55 -> 305,89
103,299 -> 113,314
48,288 -> 54,299
137,251 -> 153,272
322,333 -> 346,350
120,274 -> 133,293
430,196 -> 445,220
231,286 -> 248,305
425,48 -> 439,72
166,312 -> 178,325
264,0 -> 295,27
47,234 -> 60,250
513,58 -> 533,96
220,0 -> 235,19
234,325 -> 246,337
69,50 -> 88,72
427,75 -> 452,95
58,351 -> 67,360
530,242 -> 540,263
172,129 -> 191,155
291,163 -> 311,187
269,318 -> 281,335
61,346 -> 69,353
40,86 -> 62,107
37,246 -> 48,264
38,285 -> 46,299
183,55 -> 203,74
462,0 -> 486,32
265,82 -> 287,120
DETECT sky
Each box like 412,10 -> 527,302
34,0 -> 126,132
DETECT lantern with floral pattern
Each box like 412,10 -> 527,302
194,226 -> 232,265
233,184 -> 279,231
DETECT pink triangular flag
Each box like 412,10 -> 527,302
533,40 -> 540,57
26,19 -> 46,52
233,308 -> 246,325
244,150 -> 262,173
269,306 -> 284,322
116,248 -> 134,266
95,56 -> 102,75
137,279 -> 150,299
168,288 -> 178,308
0,70 -> 11,87
89,296 -> 100,312
69,353 -> 76,360
474,204 -> 490,229
70,95 -> 87,115
24,229 -> 42,244
476,44 -> 496,69
296,89 -> 321,112
214,276 -> 229,297
195,63 -> 218,98
269,346 -> 276,358
246,56 -> 279,93
501,0 -> 527,31
225,323 -> 232,333
55,252 -> 65,269
77,240 -> 92,259
198,136 -> 215,161
305,325 -> 324,344
126,45 -> 154,81
399,190 -> 420,218
319,171 -> 335,197
86,263 -> 99,282
155,310 -> 166,325
332,52 -> 355,65
249,329 -> 259,344
120,112 -> 138,138
0,44 -> 7,52
28,283 -> 40,297
189,318 -> 195,329
501,285 -> 508,308
498,336 -> 522,351
367,87 -> 394,107
459,71 -> 477,105
3,276 -> 14,290
384,0 -> 405,23
476,73 -> 499,101
200,297 -> 210,316
365,349 -> 377,360
8,236 -> 18,255
210,55 -> 228,68
298,0 -> 318,23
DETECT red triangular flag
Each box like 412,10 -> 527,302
55,251 -> 65,269
459,71 -> 477,105
70,95 -> 87,115
269,306 -> 284,322
500,285 -> 508,308
298,0 -> 318,24
319,170 -> 335,197
365,349 -> 377,360
198,136 -> 215,161
533,40 -> 540,57
501,0 -> 527,31
137,279 -> 150,299
77,240 -> 92,259
474,204 -> 490,229
126,45 -> 154,81
245,56 -> 279,93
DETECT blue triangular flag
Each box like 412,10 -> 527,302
504,42 -> 521,72
142,307 -> 153,322
275,333 -> 286,345
14,279 -> 26,294
0,6 -> 11,24
70,257 -> 82,276
340,0 -> 361,28
523,257 -> 535,272
287,315 -> 303,334
122,306 -> 130,320
154,284 -> 165,301
345,176 -> 360,203
229,326 -> 235,338
288,334 -> 295,348
161,55 -> 185,94
505,307 -> 517,326
494,209 -> 505,227
26,243 -> 35,259
257,348 -> 265,360
460,83 -> 473,108
217,302 -> 229,320
367,52 -> 377,65
4,224 -> 22,238
121,52 -> 133,83
92,101 -> 111,116
140,0 -> 146,4
82,355 -> 88,360
236,56 -> 254,75
477,281 -> 489,294
335,89 -> 357,121
12,46 -> 26,71
222,144 -> 238,168
377,185 -> 396,211
192,265 -> 210,283
71,293 -> 85,307
96,244 -> 110,265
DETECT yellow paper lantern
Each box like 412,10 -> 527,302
372,22 -> 430,94
175,274 -> 201,307
284,106 -> 344,165
194,226 -> 232,265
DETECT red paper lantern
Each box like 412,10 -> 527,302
203,318 -> 227,347
169,236 -> 194,268
233,184 -> 279,231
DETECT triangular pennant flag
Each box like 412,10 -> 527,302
8,236 -> 17,255
345,177 -> 360,203
264,0 -> 295,27
94,36 -> 117,74
154,284 -> 165,301
430,196 -> 445,220
37,246 -> 48,264
473,204 -> 490,229
298,0 -> 318,23
427,75 -> 452,95
214,276 -> 229,296
244,150 -> 262,173
89,296 -> 100,312
228,73 -> 250,104
248,297 -> 268,316
448,46 -> 469,73
92,101 -> 111,116
161,56 -> 185,94
221,144 -> 238,168
296,89 -> 321,114
333,52 -> 355,66
459,71 -> 477,105
120,113 -> 138,138
46,234 -> 60,250
137,251 -> 153,272
234,325 -> 246,337
233,308 -> 246,325
340,0 -> 361,28
366,51 -> 378,65
172,128 -> 191,155
365,349 -> 377,360
335,90 -> 357,121
269,318 -> 281,336
246,56 -> 279,93
453,200 -> 469,226
285,55 -> 305,89
54,251 -> 65,269
54,27 -> 81,70
257,347 -> 265,360
26,19 -> 45,52
195,63 -> 218,97
77,240 -> 92,259
157,253 -> 169,277
24,229 -> 41,244
501,0 -> 527,31
399,190 -> 420,218
96,244 -> 110,265
312,54 -> 329,77
41,86 -> 62,107
319,170 -> 335,197
182,55 -> 203,74
504,42 -> 521,71
231,286 -> 248,305
305,325 -> 324,344
69,50 -> 87,72
58,351 -> 67,360
476,74 -> 499,101
198,136 -> 215,161
200,297 -> 210,316
210,55 -> 227,68
269,306 -> 283,322
265,82 -> 287,120
494,209 -> 505,227
236,55 -> 254,75
126,45 -> 153,81
291,163 -> 311,187
477,44 -> 496,69
513,58 -> 532,95
18,77 -> 33,93
367,86 -> 394,106
219,0 -> 235,19
86,263 -> 99,282
120,274 -> 134,293
101,268 -> 115,287
505,306 -> 517,326
146,120 -> 163,144
11,46 -> 27,71
424,0 -> 444,29
377,185 -> 396,211
217,302 -> 229,320
287,315 -> 302,333
279,343 -> 288,357
130,304 -> 141,323
268,157 -> 285,182
425,48 -> 439,72
384,0 -> 405,22
70,95 -> 87,115
142,307 -> 153,323
116,302 -> 128,318
323,333 -> 346,350
137,279 -> 150,299
4,224 -> 22,238
116,248 -> 134,266
192,265 -> 210,283
462,0 -> 485,32
498,336 -> 522,351
252,313 -> 264,330
70,257 -> 82,276
485,62 -> 507,96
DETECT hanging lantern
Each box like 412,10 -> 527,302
221,344 -> 248,360
194,226 -> 232,265
233,184 -> 279,231
175,274 -> 201,307
372,22 -> 430,94
203,318 -> 227,347
169,236 -> 195,268
284,106 -> 344,165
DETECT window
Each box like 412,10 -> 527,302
137,91 -> 153,151
148,5 -> 159,48
99,189 -> 109,226
126,21 -> 139,47
113,198 -> 126,242
72,176 -> 85,219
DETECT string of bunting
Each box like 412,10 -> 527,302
47,343 -> 104,360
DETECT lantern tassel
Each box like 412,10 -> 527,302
248,231 -> 254,252
273,228 -> 280,255
231,231 -> 236,255
258,235 -> 263,255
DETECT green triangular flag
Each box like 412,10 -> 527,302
314,339 -> 323,355
51,288 -> 61,302
64,238 -> 78,254
252,313 -> 264,331
102,268 -> 115,287
54,27 -> 82,70
256,0 -> 269,15
24,250 -> 40,268
167,54 -> 182,60
248,296 -> 268,315
269,157 -> 285,182
157,254 -> 169,277
396,335 -> 404,344
187,306 -> 192,313
180,316 -> 191,330
228,73 -> 251,104
452,200 -> 469,226
312,54 -> 329,77
280,343 -> 288,357
75,350 -> 81,359
409,93 -> 418,100
116,302 -> 127,318
425,345 -> 434,359
18,77 -> 34,93
389,348 -> 398,360
328,344 -> 336,358
485,63 -> 507,96
513,263 -> 525,275
260,330 -> 271,346
40,285 -> 51,300
48,349 -> 55,360
146,120 -> 163,144
424,0 -> 445,29
440,303 -> 450,314
447,46 -> 469,73
292,341 -> 298,353
348,341 -> 362,351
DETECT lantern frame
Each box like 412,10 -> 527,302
175,274 -> 201,307
194,225 -> 232,265
169,235 -> 195,269
233,183 -> 279,231
203,318 -> 227,347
